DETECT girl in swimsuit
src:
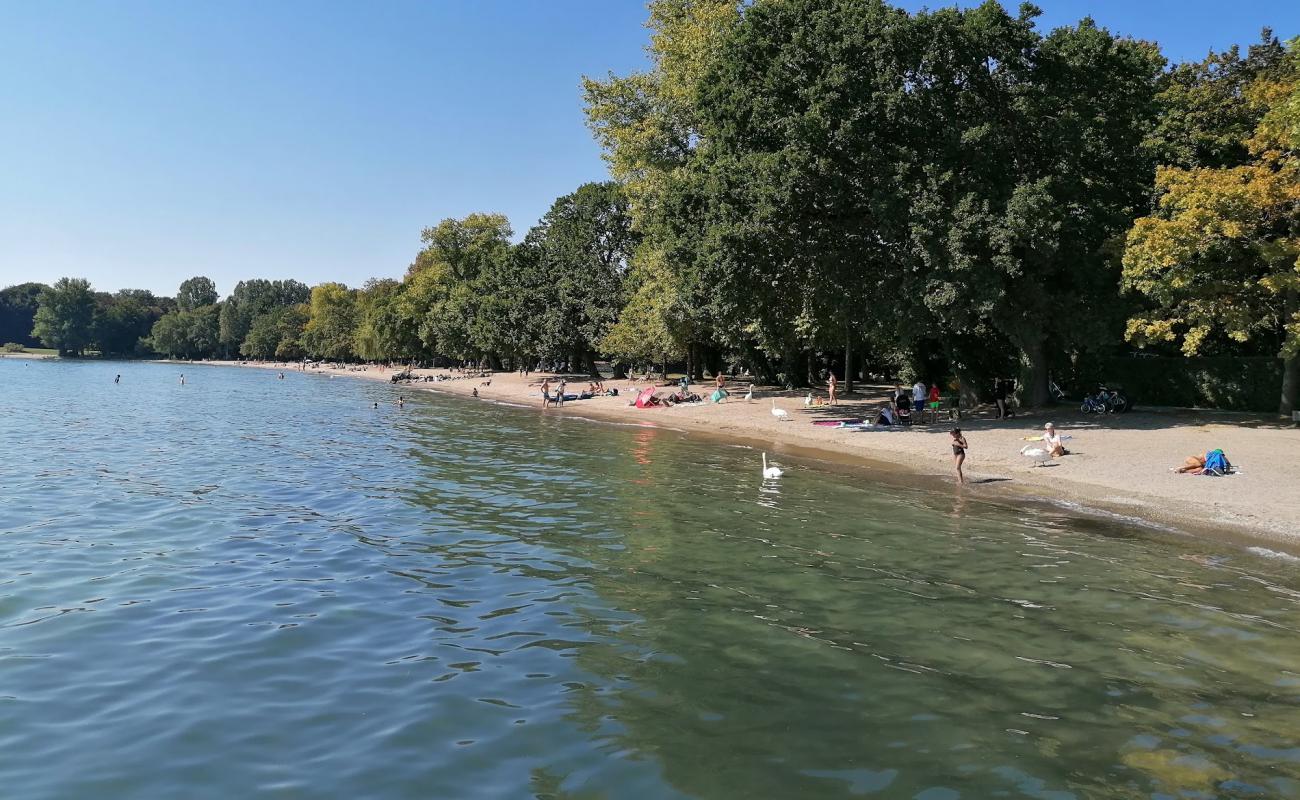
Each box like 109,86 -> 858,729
950,428 -> 968,485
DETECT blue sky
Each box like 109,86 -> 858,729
2,1 -> 1296,297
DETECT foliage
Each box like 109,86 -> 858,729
302,283 -> 358,360
176,276 -> 218,312
32,278 -> 96,356
241,304 -> 309,360
0,283 -> 49,347
146,305 -> 220,359
219,279 -> 310,355
3,342 -> 25,352
1123,41 -> 1300,413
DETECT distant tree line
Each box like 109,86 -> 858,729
8,1 -> 1298,414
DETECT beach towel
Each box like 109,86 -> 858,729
813,418 -> 863,426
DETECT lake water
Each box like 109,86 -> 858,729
2,359 -> 1298,799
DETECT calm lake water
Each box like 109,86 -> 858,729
2,359 -> 1298,799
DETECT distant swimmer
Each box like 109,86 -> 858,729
372,402 -> 379,409
398,396 -> 405,408
278,372 -> 284,380
179,374 -> 185,385
471,388 -> 478,398
114,374 -> 121,384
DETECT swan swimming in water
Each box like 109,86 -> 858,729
762,453 -> 783,479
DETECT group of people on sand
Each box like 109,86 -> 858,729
947,421 -> 1069,485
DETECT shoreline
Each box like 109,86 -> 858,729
177,359 -> 1300,551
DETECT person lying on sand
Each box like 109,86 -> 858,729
1175,454 -> 1206,474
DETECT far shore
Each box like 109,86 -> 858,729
180,359 -> 1299,547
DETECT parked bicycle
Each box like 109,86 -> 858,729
1081,384 -> 1130,414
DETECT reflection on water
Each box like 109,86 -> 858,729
1,359 -> 1298,799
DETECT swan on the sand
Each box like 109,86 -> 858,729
1020,445 -> 1051,467
762,453 -> 783,479
743,387 -> 753,402
770,399 -> 790,421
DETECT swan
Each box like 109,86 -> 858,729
743,386 -> 753,402
804,392 -> 813,407
1020,445 -> 1051,467
762,453 -> 783,479
770,399 -> 790,420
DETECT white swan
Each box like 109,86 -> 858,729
743,387 -> 753,402
1020,445 -> 1051,467
762,453 -> 783,479
804,392 -> 813,407
770,399 -> 790,420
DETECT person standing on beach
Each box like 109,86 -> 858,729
828,372 -> 837,406
715,372 -> 727,402
912,379 -> 926,415
540,379 -> 550,408
950,428 -> 968,484
993,379 -> 1008,419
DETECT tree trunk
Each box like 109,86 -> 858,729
844,331 -> 853,395
1281,290 -> 1299,418
1020,337 -> 1050,408
1280,352 -> 1298,418
611,361 -> 627,379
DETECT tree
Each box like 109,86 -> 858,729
1123,44 -> 1300,414
302,283 -> 358,360
0,283 -> 49,347
353,279 -> 412,362
518,182 -> 637,372
403,213 -> 515,363
219,279 -> 310,355
32,278 -> 96,356
241,304 -> 309,360
893,4 -> 1165,405
92,291 -> 156,356
1147,30 -> 1289,170
176,276 -> 218,312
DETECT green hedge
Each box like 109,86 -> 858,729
1076,356 -> 1283,412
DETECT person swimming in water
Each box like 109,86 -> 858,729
114,374 -> 120,384
179,374 -> 185,385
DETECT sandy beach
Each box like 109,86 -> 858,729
210,359 -> 1300,545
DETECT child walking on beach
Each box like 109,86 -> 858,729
950,428 -> 968,485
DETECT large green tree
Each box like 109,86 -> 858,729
219,279 -> 310,356
32,278 -> 96,356
176,276 -> 219,312
302,282 -> 358,360
899,4 -> 1165,404
516,182 -> 637,373
0,283 -> 49,347
92,290 -> 159,356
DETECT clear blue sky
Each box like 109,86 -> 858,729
2,1 -> 1296,297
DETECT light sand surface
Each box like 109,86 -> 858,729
211,360 -> 1300,545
